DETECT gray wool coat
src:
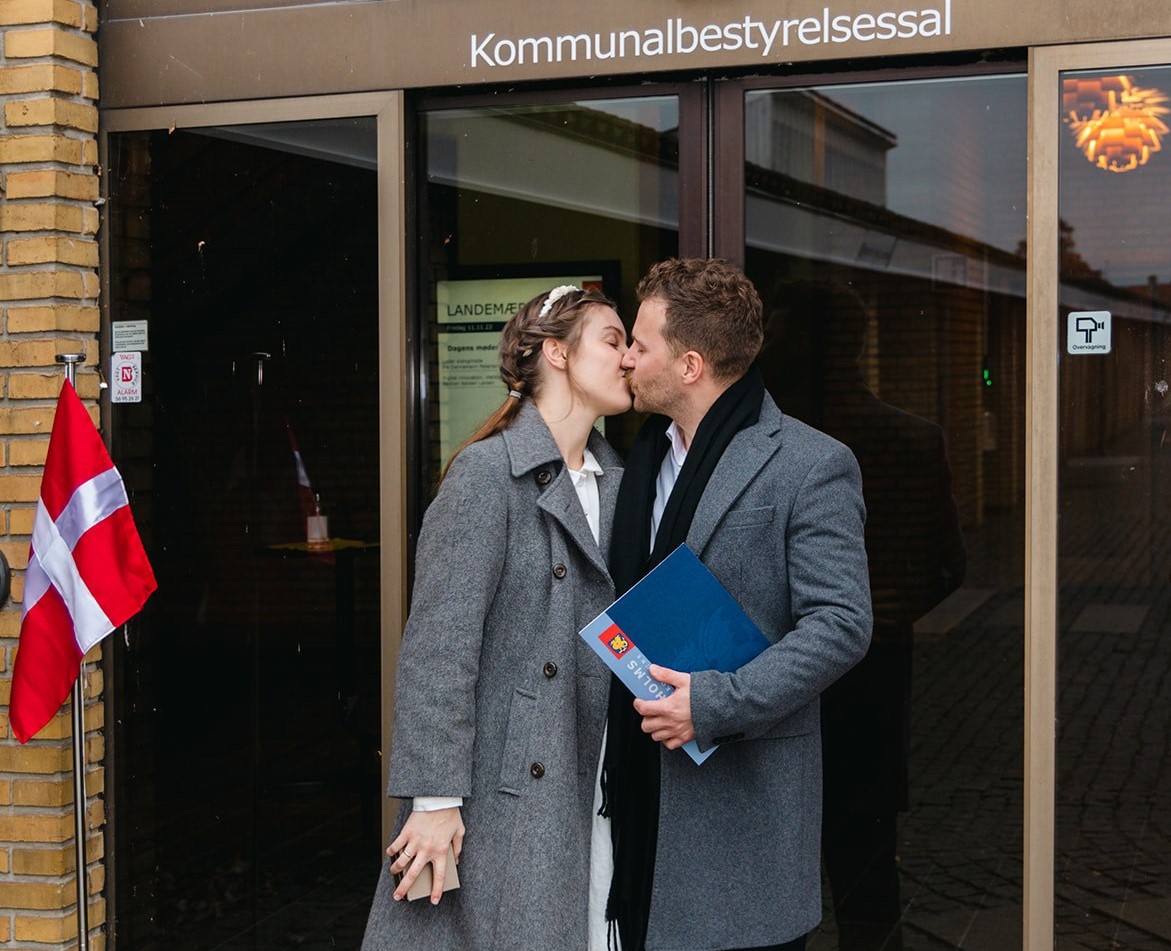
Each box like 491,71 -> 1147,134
644,394 -> 872,951
361,400 -> 622,951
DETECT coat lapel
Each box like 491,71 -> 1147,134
502,403 -> 620,579
686,396 -> 784,556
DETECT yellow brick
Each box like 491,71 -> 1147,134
85,734 -> 102,763
0,64 -> 82,96
0,338 -> 62,367
89,862 -> 104,895
0,133 -> 84,164
88,766 -> 103,797
0,412 -> 52,440
36,701 -> 101,740
82,70 -> 97,100
0,916 -> 9,941
13,844 -> 73,876
8,372 -> 64,400
0,541 -> 28,570
0,677 -> 10,705
7,237 -> 99,267
86,829 -> 103,864
15,910 -> 77,943
0,738 -> 72,772
0,851 -> 9,875
0,474 -> 42,501
0,270 -> 98,301
0,201 -> 88,233
87,798 -> 104,831
8,437 -> 49,465
5,98 -> 97,134
13,777 -> 71,807
9,508 -> 36,534
0,811 -> 71,843
0,778 -> 10,804
11,573 -> 24,603
7,304 -> 99,332
5,28 -> 99,67
0,879 -> 69,910
6,170 -> 97,201
0,0 -> 84,28
75,373 -> 99,398
83,667 -> 102,700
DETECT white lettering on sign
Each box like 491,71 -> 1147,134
471,2 -> 951,67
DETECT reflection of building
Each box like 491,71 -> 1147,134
746,91 -> 896,205
4,4 -> 1171,950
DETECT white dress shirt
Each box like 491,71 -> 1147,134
651,421 -> 689,550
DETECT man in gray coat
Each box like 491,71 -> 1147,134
602,258 -> 872,951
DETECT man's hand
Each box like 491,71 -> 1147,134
633,665 -> 696,749
387,807 -> 464,904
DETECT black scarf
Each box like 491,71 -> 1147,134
602,367 -> 765,951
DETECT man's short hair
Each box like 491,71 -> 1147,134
637,258 -> 764,381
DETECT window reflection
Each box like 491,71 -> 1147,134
419,96 -> 682,488
1057,64 -> 1171,951
745,74 -> 1027,950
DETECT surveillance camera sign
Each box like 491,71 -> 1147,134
1067,311 -> 1111,355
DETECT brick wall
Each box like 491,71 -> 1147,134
0,1 -> 105,949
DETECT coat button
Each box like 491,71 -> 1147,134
552,563 -> 567,579
535,468 -> 552,486
530,762 -> 545,779
543,661 -> 558,678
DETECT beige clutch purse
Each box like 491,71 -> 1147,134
392,845 -> 461,902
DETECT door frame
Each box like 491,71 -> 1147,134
1027,37 -> 1171,951
99,90 -> 409,904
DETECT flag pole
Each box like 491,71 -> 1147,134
56,352 -> 90,951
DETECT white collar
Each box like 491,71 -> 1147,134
664,421 -> 689,466
569,446 -> 604,478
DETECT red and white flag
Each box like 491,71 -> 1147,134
10,380 -> 157,744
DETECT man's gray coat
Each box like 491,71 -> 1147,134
644,393 -> 872,950
361,401 -> 621,951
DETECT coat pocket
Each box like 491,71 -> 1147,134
721,504 -> 776,529
497,687 -> 538,796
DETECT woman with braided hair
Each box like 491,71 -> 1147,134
362,285 -> 631,951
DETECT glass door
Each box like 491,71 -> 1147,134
1051,52 -> 1171,951
722,71 -> 1029,950
106,116 -> 386,950
415,88 -> 704,480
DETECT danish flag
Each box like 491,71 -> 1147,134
10,380 -> 156,743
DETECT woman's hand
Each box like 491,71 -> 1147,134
387,806 -> 465,904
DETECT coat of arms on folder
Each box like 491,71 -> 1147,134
579,543 -> 769,764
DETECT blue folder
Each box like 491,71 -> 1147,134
579,543 -> 770,764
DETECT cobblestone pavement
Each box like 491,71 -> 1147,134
806,453 -> 1171,951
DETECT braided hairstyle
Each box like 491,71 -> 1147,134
439,284 -> 616,483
